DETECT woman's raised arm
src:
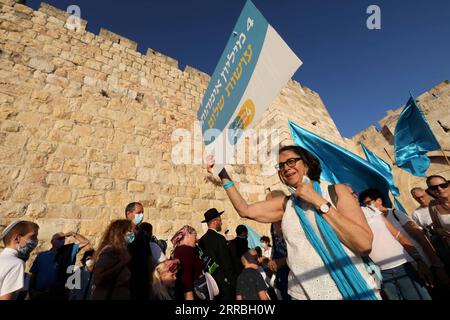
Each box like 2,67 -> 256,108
207,156 -> 285,223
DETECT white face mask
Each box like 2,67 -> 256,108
133,213 -> 144,225
85,259 -> 94,268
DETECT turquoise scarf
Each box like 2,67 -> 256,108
292,181 -> 378,300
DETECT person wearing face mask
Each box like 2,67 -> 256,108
124,202 -> 153,300
260,236 -> 272,259
29,230 -> 89,300
91,220 -> 133,300
0,220 -> 39,300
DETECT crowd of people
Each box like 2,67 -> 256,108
0,145 -> 449,300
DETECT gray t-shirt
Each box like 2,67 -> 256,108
236,268 -> 267,300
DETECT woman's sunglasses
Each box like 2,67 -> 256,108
427,181 -> 449,192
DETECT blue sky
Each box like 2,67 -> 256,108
28,0 -> 450,138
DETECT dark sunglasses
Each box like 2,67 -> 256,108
275,158 -> 302,171
427,181 -> 449,192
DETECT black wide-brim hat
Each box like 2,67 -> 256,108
201,208 -> 224,223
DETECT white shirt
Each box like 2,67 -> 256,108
262,247 -> 272,259
412,207 -> 433,229
0,248 -> 26,299
150,242 -> 167,265
362,207 -> 412,270
385,208 -> 431,266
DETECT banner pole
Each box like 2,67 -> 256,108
383,148 -> 396,166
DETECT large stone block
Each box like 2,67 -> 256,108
156,196 -> 172,209
76,190 -> 105,206
127,181 -> 145,193
92,178 -> 114,191
68,175 -> 91,189
110,156 -> 136,180
63,159 -> 87,175
105,191 -> 130,208
45,186 -> 72,204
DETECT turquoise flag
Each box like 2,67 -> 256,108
361,143 -> 400,196
289,121 -> 393,206
243,224 -> 262,249
394,96 -> 441,177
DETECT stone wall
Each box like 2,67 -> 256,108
0,1 -> 268,255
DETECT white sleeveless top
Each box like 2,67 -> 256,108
281,181 -> 379,300
437,213 -> 450,230
362,206 -> 412,270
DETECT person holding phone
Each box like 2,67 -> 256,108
206,145 -> 379,300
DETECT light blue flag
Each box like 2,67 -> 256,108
394,95 -> 441,177
243,224 -> 261,249
289,121 -> 393,207
361,143 -> 400,196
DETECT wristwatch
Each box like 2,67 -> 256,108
318,202 -> 332,214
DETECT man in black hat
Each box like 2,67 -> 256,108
198,208 -> 236,300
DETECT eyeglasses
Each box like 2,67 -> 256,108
275,158 -> 302,171
427,181 -> 449,192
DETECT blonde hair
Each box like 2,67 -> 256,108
152,262 -> 173,300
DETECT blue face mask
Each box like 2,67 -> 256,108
17,240 -> 38,260
124,231 -> 135,244
133,214 -> 144,225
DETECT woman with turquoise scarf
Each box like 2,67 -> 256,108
207,145 -> 380,300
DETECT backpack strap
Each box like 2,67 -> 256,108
428,201 -> 442,229
391,209 -> 400,222
327,184 -> 338,207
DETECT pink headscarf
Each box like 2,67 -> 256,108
171,225 -> 196,248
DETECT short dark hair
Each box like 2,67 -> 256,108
278,145 -> 322,182
359,188 -> 385,206
235,225 -> 247,236
242,249 -> 259,265
125,202 -> 142,217
426,175 -> 447,186
254,246 -> 262,257
260,236 -> 271,244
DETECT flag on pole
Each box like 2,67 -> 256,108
394,95 -> 441,177
360,143 -> 400,196
289,121 -> 393,206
